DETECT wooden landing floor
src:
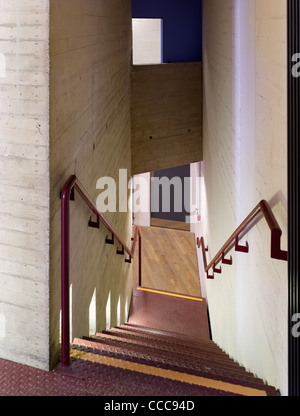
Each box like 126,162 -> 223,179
133,226 -> 201,298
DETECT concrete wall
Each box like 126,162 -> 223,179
131,62 -> 203,175
199,0 -> 288,395
0,0 -> 133,372
49,0 -> 133,368
0,0 -> 50,370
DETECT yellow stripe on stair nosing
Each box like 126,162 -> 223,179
137,287 -> 203,302
70,349 -> 267,397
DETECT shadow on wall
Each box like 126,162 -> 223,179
68,211 -> 133,340
52,195 -> 133,369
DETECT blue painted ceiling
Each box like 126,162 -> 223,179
132,0 -> 203,63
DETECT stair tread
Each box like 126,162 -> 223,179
115,325 -> 222,351
89,336 -> 247,376
121,323 -> 216,347
74,335 -> 266,384
100,329 -> 244,365
70,344 -> 243,396
71,339 -> 278,396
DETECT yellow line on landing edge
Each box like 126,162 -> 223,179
137,287 -> 203,302
70,349 -> 267,396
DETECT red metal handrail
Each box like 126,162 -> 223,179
61,175 -> 141,366
198,200 -> 287,280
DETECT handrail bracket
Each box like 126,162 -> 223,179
235,237 -> 249,253
213,264 -> 222,274
106,233 -> 114,245
222,252 -> 233,265
89,215 -> 100,229
207,270 -> 214,280
117,246 -> 125,256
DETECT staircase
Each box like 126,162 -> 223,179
70,287 -> 279,396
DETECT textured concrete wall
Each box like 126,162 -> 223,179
200,0 -> 288,395
49,0 -> 133,369
131,62 -> 203,175
0,0 -> 133,371
0,0 -> 50,370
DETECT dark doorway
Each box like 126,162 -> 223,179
151,164 -> 190,224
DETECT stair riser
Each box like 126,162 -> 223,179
121,324 -> 219,349
100,331 -> 244,369
106,328 -> 235,360
129,287 -> 211,341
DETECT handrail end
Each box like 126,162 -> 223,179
271,228 -> 288,262
60,175 -> 77,201
271,247 -> 288,262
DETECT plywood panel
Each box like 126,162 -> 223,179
131,63 -> 203,175
133,226 -> 201,298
